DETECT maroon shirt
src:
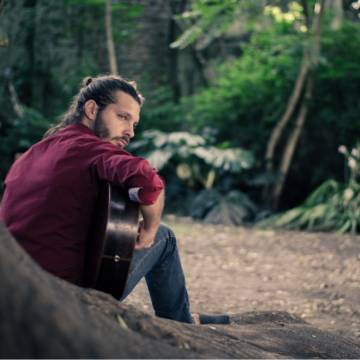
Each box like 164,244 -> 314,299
0,123 -> 164,284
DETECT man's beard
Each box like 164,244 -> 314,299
92,111 -> 109,139
91,112 -> 130,148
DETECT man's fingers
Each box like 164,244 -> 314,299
135,226 -> 156,250
135,243 -> 151,250
135,236 -> 154,250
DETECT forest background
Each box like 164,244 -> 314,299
0,0 -> 360,233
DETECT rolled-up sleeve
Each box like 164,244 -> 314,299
91,147 -> 164,205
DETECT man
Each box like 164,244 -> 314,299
0,75 -> 229,325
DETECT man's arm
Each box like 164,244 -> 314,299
135,189 -> 165,250
91,146 -> 165,249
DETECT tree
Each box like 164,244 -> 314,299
0,0 -> 8,47
170,0 -> 243,91
329,0 -> 343,30
0,0 -> 5,15
105,0 -> 118,74
264,0 -> 326,210
168,0 -> 188,102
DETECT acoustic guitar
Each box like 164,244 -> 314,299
83,181 -> 139,300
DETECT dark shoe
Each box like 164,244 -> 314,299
192,313 -> 230,325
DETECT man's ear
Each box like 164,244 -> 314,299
84,100 -> 98,121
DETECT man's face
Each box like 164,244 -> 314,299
93,90 -> 140,149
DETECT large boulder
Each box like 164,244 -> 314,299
1,222 -> 360,358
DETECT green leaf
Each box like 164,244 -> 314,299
145,149 -> 173,171
65,0 -> 104,6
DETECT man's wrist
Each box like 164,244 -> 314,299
143,221 -> 160,232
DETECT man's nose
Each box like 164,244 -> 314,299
124,124 -> 135,139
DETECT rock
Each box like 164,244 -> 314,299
0,222 -> 191,358
191,189 -> 257,225
1,222 -> 360,358
190,189 -> 221,220
204,201 -> 250,225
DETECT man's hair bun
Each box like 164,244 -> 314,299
129,80 -> 138,90
82,76 -> 93,87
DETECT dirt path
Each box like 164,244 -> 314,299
124,216 -> 360,341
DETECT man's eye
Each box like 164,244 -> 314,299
118,114 -> 126,119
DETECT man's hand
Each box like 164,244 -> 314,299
135,189 -> 164,250
135,220 -> 158,250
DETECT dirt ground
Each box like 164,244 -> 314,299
123,216 -> 360,342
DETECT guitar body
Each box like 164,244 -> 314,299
84,182 -> 139,300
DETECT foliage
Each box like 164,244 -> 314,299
191,189 -> 258,225
130,129 -> 254,190
177,23 -> 304,155
0,0 -> 143,182
264,1 -> 307,32
0,107 -> 49,181
129,129 -> 256,217
258,143 -> 360,234
0,0 -> 143,114
1,0 -> 360,215
138,86 -> 184,132
173,13 -> 360,207
170,0 -> 241,50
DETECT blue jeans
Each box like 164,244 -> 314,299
120,224 -> 193,323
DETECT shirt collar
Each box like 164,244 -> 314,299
73,123 -> 97,136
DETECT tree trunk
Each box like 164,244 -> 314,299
105,0 -> 118,75
0,0 -> 5,15
264,57 -> 310,175
271,77 -> 313,210
262,52 -> 310,207
313,0 -> 326,62
300,0 -> 311,29
22,0 -> 37,107
262,0 -> 312,206
0,0 -> 7,47
328,0 -> 343,30
190,46 -> 209,87
168,0 -> 188,103
266,0 -> 326,210
8,81 -> 24,118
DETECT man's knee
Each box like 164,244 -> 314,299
156,223 -> 177,248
